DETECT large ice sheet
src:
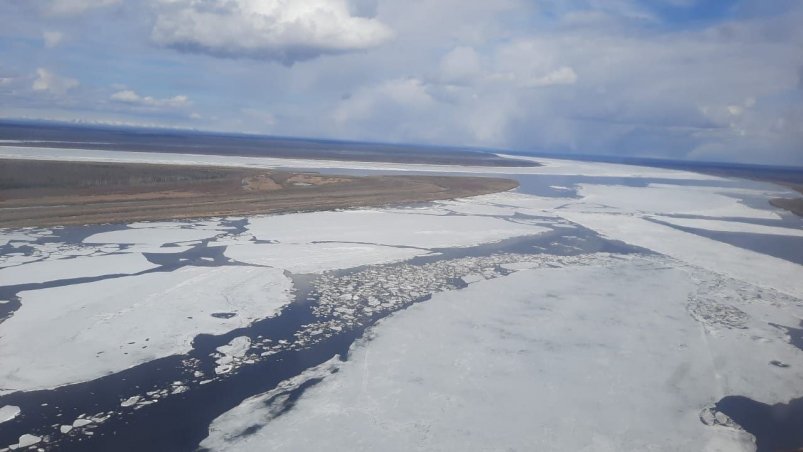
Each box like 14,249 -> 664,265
560,212 -> 803,298
647,183 -> 791,198
0,253 -> 157,286
224,242 -> 430,273
572,184 -> 780,219
246,209 -> 550,248
0,146 -> 724,180
84,227 -> 224,245
0,266 -> 291,393
455,191 -> 576,218
0,230 -> 51,247
651,216 -> 803,237
204,257 -> 797,451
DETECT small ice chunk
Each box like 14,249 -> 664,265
60,425 -> 73,434
91,414 -> 111,423
121,396 -> 141,407
17,434 -> 42,447
171,385 -> 189,395
0,405 -> 21,424
462,274 -> 485,284
214,336 -> 251,375
72,418 -> 92,427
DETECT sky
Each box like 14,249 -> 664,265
0,0 -> 801,165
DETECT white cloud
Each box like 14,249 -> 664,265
727,105 -> 743,116
151,0 -> 394,64
42,31 -> 64,48
32,68 -> 79,95
438,46 -> 482,84
334,78 -> 434,124
524,66 -> 578,88
3,0 -> 802,165
42,0 -> 120,15
110,89 -> 190,108
329,77 -> 449,142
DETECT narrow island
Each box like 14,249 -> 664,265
769,182 -> 803,217
0,159 -> 519,227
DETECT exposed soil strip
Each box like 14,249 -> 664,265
0,159 -> 518,228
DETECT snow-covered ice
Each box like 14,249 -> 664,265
0,405 -> 20,424
15,433 -> 42,448
204,256 -> 797,451
572,184 -> 780,219
559,212 -> 803,298
649,216 -> 803,237
0,146 -> 724,180
84,226 -> 224,245
0,266 -> 292,392
120,396 -> 141,408
72,418 -> 92,428
1,148 -> 801,451
214,336 -> 252,375
246,209 -> 551,248
0,252 -> 157,286
225,242 -> 431,273
0,230 -> 51,247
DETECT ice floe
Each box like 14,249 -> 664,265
649,216 -> 803,237
201,357 -> 342,449
225,242 -> 431,273
204,256 -> 789,451
0,266 -> 292,392
0,228 -> 52,244
214,336 -> 252,375
0,405 -> 20,424
559,212 -> 803,299
84,226 -> 224,245
120,396 -> 141,408
15,434 -> 42,448
572,184 -> 780,219
0,252 -> 157,286
246,209 -> 550,249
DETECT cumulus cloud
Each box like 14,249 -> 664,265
2,0 -> 802,164
151,0 -> 393,64
314,1 -> 803,165
110,89 -> 190,108
32,68 -> 79,95
41,0 -> 120,15
42,31 -> 64,48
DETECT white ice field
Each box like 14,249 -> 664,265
1,147 -> 802,451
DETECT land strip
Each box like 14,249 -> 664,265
0,121 -> 539,167
0,159 -> 518,227
766,182 -> 803,217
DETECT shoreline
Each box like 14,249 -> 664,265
0,158 -> 519,228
